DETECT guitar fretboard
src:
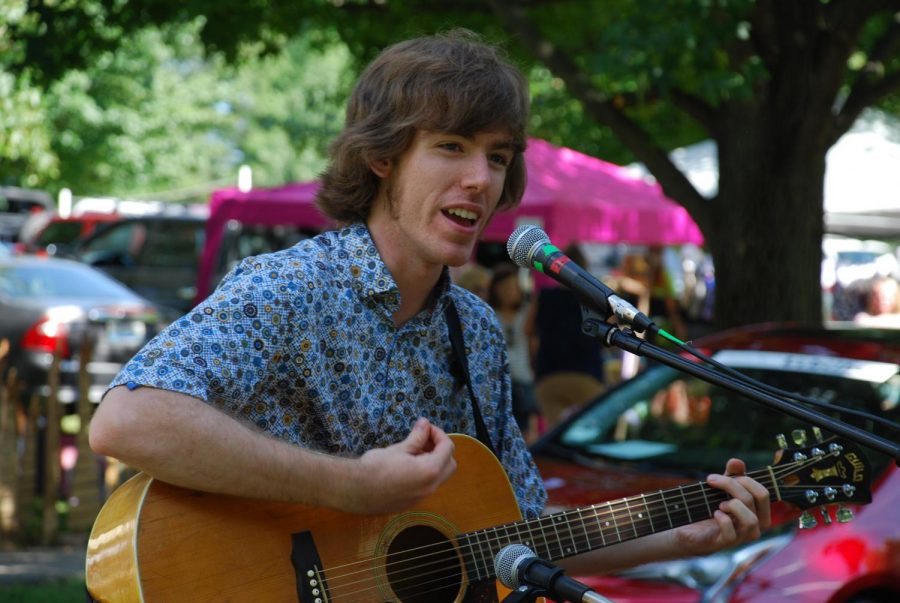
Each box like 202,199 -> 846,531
457,467 -> 774,582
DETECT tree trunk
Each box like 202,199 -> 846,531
706,111 -> 827,329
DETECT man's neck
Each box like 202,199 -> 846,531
392,273 -> 439,327
365,219 -> 443,327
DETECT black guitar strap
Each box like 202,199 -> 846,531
444,299 -> 500,461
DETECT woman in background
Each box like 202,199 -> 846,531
525,244 -> 606,429
489,262 -> 541,444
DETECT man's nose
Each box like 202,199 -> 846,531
462,155 -> 491,191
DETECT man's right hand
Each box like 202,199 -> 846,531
345,418 -> 457,515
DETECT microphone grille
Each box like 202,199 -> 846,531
507,225 -> 549,268
493,543 -> 534,589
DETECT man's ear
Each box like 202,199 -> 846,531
370,158 -> 393,179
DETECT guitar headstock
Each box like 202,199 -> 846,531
768,429 -> 872,528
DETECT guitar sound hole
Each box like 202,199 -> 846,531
386,525 -> 462,603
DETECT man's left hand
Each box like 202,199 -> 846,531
670,458 -> 771,556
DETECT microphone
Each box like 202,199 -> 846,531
506,225 -> 654,334
494,544 -> 614,603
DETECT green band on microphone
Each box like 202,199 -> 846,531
534,261 -> 545,273
543,244 -> 561,255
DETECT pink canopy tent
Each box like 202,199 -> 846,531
197,180 -> 330,300
197,139 -> 703,300
481,138 -> 704,247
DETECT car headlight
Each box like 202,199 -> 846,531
614,531 -> 793,602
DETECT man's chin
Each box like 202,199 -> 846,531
442,245 -> 479,268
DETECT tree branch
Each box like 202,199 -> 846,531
669,88 -> 720,136
484,0 -> 713,230
835,10 -> 900,138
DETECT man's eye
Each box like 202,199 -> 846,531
490,153 -> 511,167
440,142 -> 463,152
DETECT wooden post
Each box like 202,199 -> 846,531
69,336 -> 104,531
15,390 -> 39,542
0,339 -> 16,539
40,348 -> 62,545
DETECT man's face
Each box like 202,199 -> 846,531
368,129 -> 515,272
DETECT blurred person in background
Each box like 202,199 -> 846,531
453,262 -> 491,302
525,243 -> 607,429
488,262 -> 541,444
631,246 -> 689,342
855,275 -> 900,327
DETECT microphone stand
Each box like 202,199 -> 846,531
578,308 -> 900,464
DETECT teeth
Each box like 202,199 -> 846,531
447,208 -> 478,221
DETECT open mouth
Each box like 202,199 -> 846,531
442,208 -> 479,228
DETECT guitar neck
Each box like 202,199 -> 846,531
458,466 -> 776,582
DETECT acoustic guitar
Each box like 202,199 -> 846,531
85,433 -> 871,602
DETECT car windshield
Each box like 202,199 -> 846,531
0,263 -> 139,300
38,221 -> 86,246
555,350 -> 900,475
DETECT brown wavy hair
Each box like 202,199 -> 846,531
316,29 -> 530,224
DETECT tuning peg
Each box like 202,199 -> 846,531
819,505 -> 833,525
776,433 -> 788,449
791,429 -> 808,446
836,505 -> 854,523
798,511 -> 818,529
812,426 -> 824,443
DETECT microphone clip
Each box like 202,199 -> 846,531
500,584 -> 549,603
501,557 -> 561,602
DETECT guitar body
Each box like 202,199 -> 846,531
86,434 -> 519,602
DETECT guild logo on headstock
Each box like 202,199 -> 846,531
811,461 -> 846,482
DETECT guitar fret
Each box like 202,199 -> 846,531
661,489 -> 674,528
623,498 -> 639,539
608,501 -> 622,542
532,516 -> 551,560
549,513 -> 565,559
576,507 -> 591,554
473,529 -> 490,580
505,521 -> 523,552
522,515 -> 537,550
496,523 -> 511,553
465,531 -> 480,581
561,512 -> 578,557
591,505 -> 607,547
679,484 -> 693,523
641,494 -> 655,533
459,533 -> 479,581
700,485 -> 712,518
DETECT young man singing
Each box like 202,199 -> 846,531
91,30 -> 769,595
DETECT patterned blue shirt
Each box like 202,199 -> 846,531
109,224 -> 547,519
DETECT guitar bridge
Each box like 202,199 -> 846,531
291,531 -> 331,603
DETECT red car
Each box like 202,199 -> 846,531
15,210 -> 121,256
530,323 -> 900,603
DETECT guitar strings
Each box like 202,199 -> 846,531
323,456 -> 827,599
325,459 -> 796,579
321,456 -> 838,600
330,482 -> 832,602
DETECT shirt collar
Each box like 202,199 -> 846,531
340,223 -> 454,321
